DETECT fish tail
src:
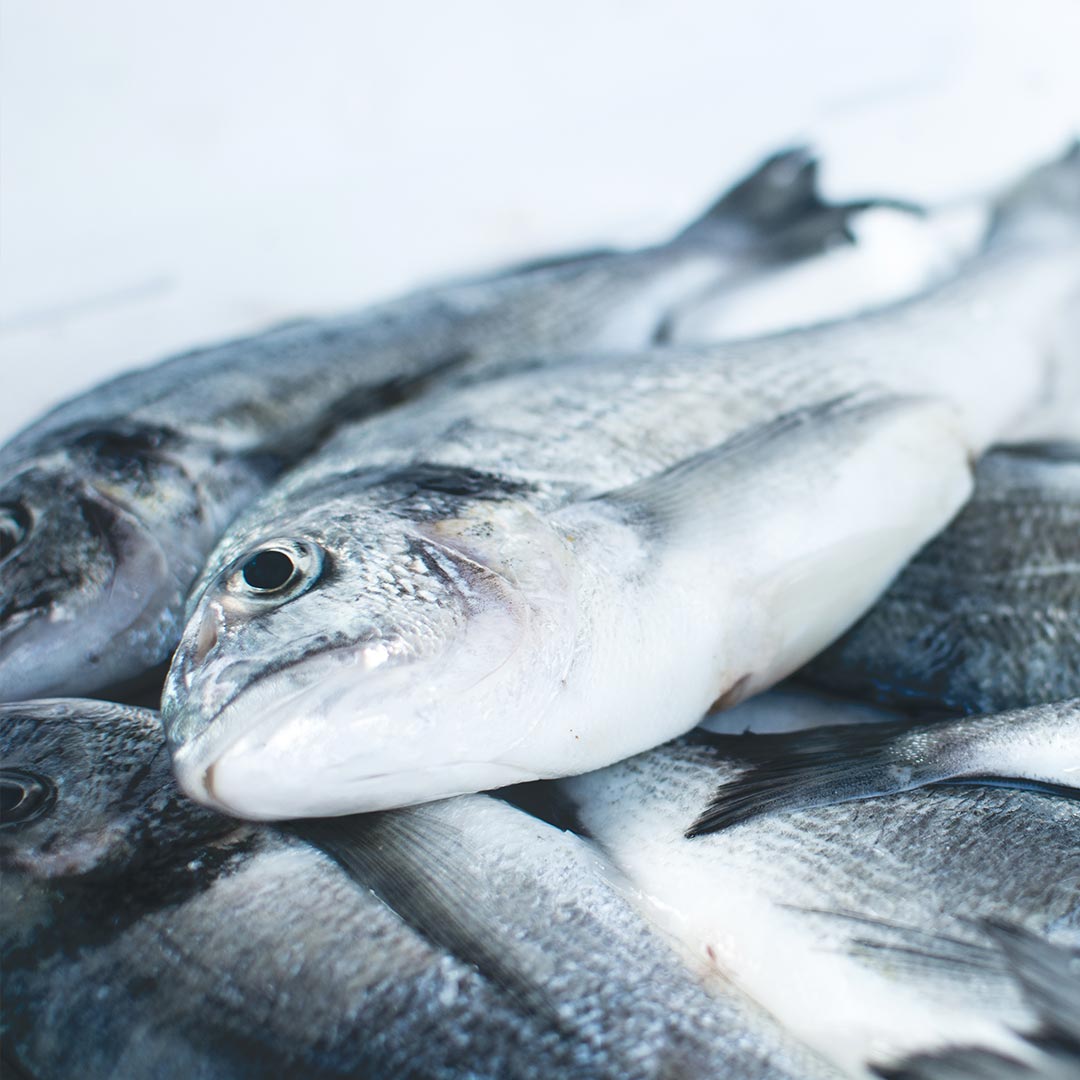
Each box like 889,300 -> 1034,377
673,145 -> 921,258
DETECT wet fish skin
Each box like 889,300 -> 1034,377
0,700 -> 838,1080
562,698 -> 1080,1077
803,441 -> 1080,715
162,147 -> 1080,821
0,148 -> 875,703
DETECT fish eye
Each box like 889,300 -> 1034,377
229,539 -> 324,601
0,768 -> 56,827
0,502 -> 31,562
243,549 -> 295,591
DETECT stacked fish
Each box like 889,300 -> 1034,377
1,144 -> 1078,1080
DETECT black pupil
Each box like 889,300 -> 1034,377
242,549 -> 296,592
0,782 -> 25,815
0,526 -> 15,560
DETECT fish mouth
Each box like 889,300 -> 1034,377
165,637 -> 538,820
196,754 -> 538,820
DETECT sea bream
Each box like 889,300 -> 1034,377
0,700 -> 840,1080
803,440 -> 1080,715
561,700 -> 1080,1078
161,144 -> 1080,821
0,149 -> 883,702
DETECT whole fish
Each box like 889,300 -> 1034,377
0,149 -> 881,702
561,700 -> 1080,1077
803,441 -> 1080,715
162,146 -> 1080,821
0,699 -> 839,1080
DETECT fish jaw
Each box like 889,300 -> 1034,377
165,644 -> 546,819
163,555 -> 571,820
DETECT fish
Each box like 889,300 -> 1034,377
161,144 -> 1080,821
0,699 -> 840,1080
0,148 -> 884,703
802,440 -> 1080,715
560,700 -> 1080,1077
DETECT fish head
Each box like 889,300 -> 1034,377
0,699 -> 226,879
164,471 -> 579,820
0,427 -> 212,700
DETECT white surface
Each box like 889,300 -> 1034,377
2,0 -> 1079,442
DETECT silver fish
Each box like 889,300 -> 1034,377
803,441 -> 1080,715
161,146 -> 1080,821
0,148 -> 874,702
561,700 -> 1080,1076
0,699 -> 839,1080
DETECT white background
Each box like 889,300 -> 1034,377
2,0 -> 1079,442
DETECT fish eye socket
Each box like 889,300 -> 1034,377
230,540 -> 324,600
0,502 -> 31,561
0,769 -> 56,827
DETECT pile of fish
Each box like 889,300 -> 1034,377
1,143 -> 1078,1079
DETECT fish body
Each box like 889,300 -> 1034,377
803,441 -> 1080,714
562,700 -> 1080,1077
0,149 -> 879,701
162,148 -> 1080,820
0,699 -> 838,1080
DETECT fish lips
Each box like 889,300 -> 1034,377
0,487 -> 174,700
164,638 -> 539,821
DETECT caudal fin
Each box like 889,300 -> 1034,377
675,146 -> 921,257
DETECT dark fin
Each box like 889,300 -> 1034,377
685,720 -> 933,837
875,924 -> 1080,1079
787,908 -> 1007,979
675,145 -> 922,256
289,809 -> 562,1026
982,921 -> 1080,1045
493,780 -> 592,837
593,392 -> 894,542
686,719 -> 1080,838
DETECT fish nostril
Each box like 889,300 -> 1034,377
191,609 -> 220,667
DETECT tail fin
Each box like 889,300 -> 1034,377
874,923 -> 1080,1080
676,146 -> 922,257
988,140 -> 1080,245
